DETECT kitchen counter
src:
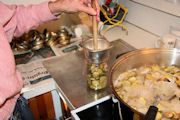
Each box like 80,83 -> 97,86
43,39 -> 135,110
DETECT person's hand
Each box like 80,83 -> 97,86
48,0 -> 100,21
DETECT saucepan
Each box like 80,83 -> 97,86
109,48 -> 180,120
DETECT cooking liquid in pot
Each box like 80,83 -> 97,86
114,64 -> 180,120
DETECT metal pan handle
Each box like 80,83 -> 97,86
144,106 -> 158,120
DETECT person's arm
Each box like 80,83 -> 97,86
0,1 -> 57,109
13,1 -> 57,37
48,0 -> 100,20
13,0 -> 100,37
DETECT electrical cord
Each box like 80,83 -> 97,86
112,95 -> 123,120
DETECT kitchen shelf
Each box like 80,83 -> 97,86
130,0 -> 180,17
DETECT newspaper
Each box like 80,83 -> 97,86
16,38 -> 81,87
51,37 -> 82,56
17,60 -> 52,87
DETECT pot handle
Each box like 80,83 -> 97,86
144,106 -> 158,120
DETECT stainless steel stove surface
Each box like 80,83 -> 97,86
43,39 -> 135,110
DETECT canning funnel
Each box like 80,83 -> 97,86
82,37 -> 112,63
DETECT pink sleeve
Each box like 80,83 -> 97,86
14,1 -> 58,36
0,2 -> 59,118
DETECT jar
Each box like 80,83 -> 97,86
82,37 -> 112,90
155,34 -> 176,48
57,28 -> 71,46
86,59 -> 109,90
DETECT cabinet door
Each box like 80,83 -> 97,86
28,92 -> 55,120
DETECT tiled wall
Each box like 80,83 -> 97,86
2,0 -> 180,37
119,0 -> 180,36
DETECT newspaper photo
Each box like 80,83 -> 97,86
17,60 -> 52,87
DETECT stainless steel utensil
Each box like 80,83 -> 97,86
82,37 -> 113,63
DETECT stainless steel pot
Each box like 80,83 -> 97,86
109,48 -> 180,116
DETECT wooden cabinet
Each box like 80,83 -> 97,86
28,92 -> 56,120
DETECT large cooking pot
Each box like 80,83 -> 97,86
109,48 -> 180,118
